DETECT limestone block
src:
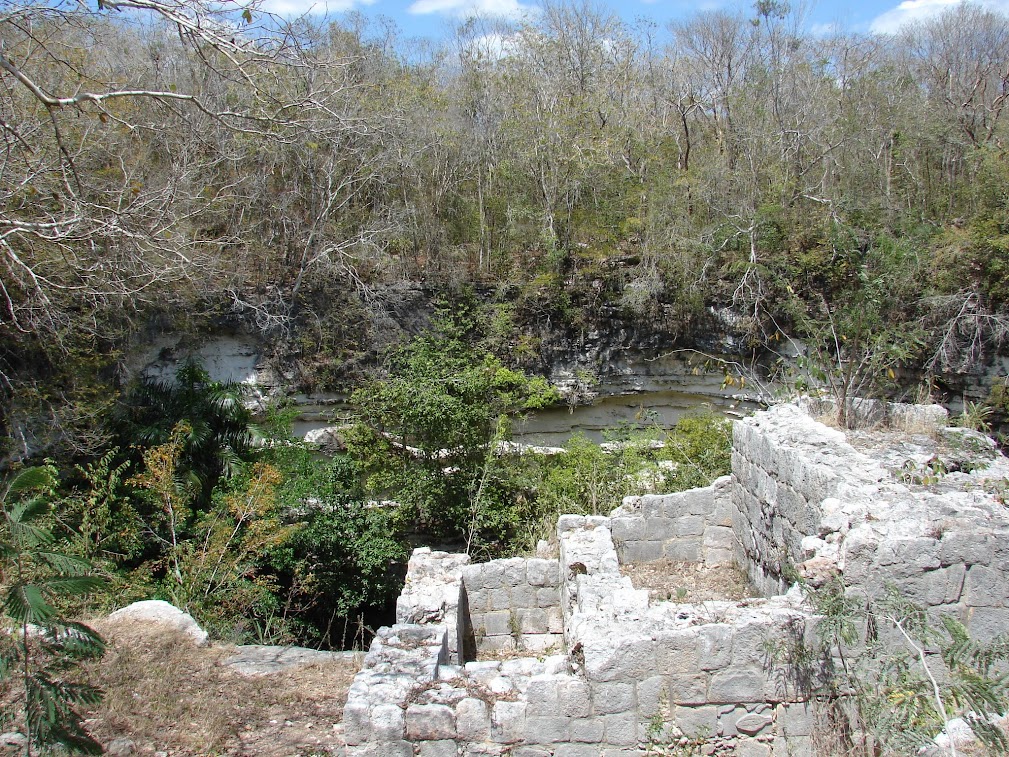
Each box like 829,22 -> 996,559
555,745 -> 607,757
525,676 -> 561,712
654,629 -> 699,674
456,698 -> 491,742
673,704 -> 718,738
611,517 -> 649,542
668,674 -> 708,705
547,606 -> 564,633
592,681 -> 636,715
527,559 -> 561,587
463,745 -> 509,757
664,540 -> 701,563
731,622 -> 773,668
467,589 -> 488,613
418,740 -> 459,757
371,703 -> 405,741
511,748 -> 552,757
473,562 -> 505,590
636,676 -> 666,717
776,735 -> 814,756
718,705 -> 748,737
698,625 -> 733,671
734,712 -> 774,736
522,633 -> 563,653
570,717 -> 605,742
584,637 -> 657,682
106,600 -> 208,645
603,713 -> 639,746
941,532 -> 997,567
622,541 -> 664,563
706,548 -> 736,567
967,606 -> 1009,642
484,610 -> 512,636
735,738 -> 772,757
517,608 -> 549,634
672,488 -> 716,517
964,565 -> 1004,606
489,588 -> 512,612
901,564 -> 966,607
674,515 -> 706,538
778,703 -> 813,737
524,715 -> 571,743
346,742 -> 413,757
479,636 -> 516,654
558,677 -> 592,717
342,701 -> 371,745
537,588 -> 560,608
406,703 -> 457,740
707,669 -> 768,704
508,583 -> 534,609
703,526 -> 736,551
491,700 -> 527,743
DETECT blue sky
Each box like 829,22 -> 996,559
259,0 -> 1009,42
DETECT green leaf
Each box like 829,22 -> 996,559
4,583 -> 56,624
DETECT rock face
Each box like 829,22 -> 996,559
341,401 -> 1009,756
106,600 -> 208,645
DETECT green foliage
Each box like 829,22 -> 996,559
657,410 -> 733,491
1,465 -> 105,755
349,317 -> 559,545
770,579 -> 1009,755
113,360 -> 258,500
262,449 -> 408,647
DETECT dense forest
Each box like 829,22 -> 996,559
2,0 -> 1009,747
2,0 -> 1009,720
3,0 -> 1009,444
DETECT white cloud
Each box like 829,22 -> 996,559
870,0 -> 1009,33
258,0 -> 373,16
408,0 -> 538,20
809,21 -> 839,37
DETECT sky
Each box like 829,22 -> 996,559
257,0 -> 1009,43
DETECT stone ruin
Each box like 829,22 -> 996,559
340,402 -> 1009,756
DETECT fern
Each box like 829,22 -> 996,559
2,465 -> 106,755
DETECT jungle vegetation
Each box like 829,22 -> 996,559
1,0 -> 1008,661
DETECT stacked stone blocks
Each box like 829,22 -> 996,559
462,557 -> 564,655
612,476 -> 736,566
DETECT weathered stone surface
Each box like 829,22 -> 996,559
673,704 -> 718,738
407,704 -> 456,741
106,600 -> 208,645
491,700 -> 526,744
734,712 -> 774,736
455,698 -> 491,742
341,400 -> 1009,757
418,740 -> 459,757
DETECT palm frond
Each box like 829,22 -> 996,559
40,576 -> 106,596
35,552 -> 98,576
4,583 -> 56,624
3,466 -> 57,498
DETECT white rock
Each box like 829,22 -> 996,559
107,600 -> 208,645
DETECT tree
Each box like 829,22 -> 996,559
1,464 -> 105,755
348,313 -> 558,547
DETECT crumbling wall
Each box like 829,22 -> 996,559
732,403 -> 1009,639
343,401 -> 1009,755
462,557 -> 564,656
558,514 -> 815,755
611,477 -> 735,566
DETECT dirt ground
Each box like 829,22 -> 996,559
621,559 -> 757,603
79,621 -> 359,756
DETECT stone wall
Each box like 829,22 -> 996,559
611,477 -> 736,566
342,401 -> 1009,755
461,558 -> 564,656
731,403 -> 1009,639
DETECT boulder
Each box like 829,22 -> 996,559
106,600 -> 208,645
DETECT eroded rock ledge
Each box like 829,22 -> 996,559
340,402 -> 1009,756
